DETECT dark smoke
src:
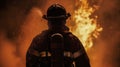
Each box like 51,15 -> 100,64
0,0 -> 48,39
0,0 -> 120,67
0,0 -> 47,67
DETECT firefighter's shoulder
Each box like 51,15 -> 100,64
64,32 -> 82,45
30,30 -> 49,47
33,30 -> 49,41
65,32 -> 83,51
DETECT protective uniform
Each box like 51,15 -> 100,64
26,4 -> 91,67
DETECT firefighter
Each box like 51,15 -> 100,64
26,4 -> 91,67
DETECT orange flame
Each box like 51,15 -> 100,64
69,0 -> 103,50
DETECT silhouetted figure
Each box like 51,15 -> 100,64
26,4 -> 91,67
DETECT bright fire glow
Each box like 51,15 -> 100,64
69,0 -> 103,50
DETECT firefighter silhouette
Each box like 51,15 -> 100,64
26,4 -> 91,67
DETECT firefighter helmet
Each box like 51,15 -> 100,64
43,4 -> 71,20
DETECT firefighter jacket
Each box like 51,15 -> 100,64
26,29 -> 91,67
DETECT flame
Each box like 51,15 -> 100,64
69,0 -> 103,50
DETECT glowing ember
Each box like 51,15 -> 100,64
69,0 -> 103,50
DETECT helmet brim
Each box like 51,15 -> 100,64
43,13 -> 71,20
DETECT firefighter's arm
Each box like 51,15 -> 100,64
73,50 -> 91,67
26,37 -> 40,67
26,50 -> 40,67
72,36 -> 91,67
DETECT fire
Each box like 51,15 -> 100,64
69,0 -> 103,50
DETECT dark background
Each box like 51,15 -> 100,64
0,0 -> 120,67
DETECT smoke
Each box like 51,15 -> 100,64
0,0 -> 47,67
0,0 -> 120,67
89,0 -> 120,67
0,6 -> 47,67
0,32 -> 19,67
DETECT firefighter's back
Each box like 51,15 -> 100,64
26,30 -> 83,67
